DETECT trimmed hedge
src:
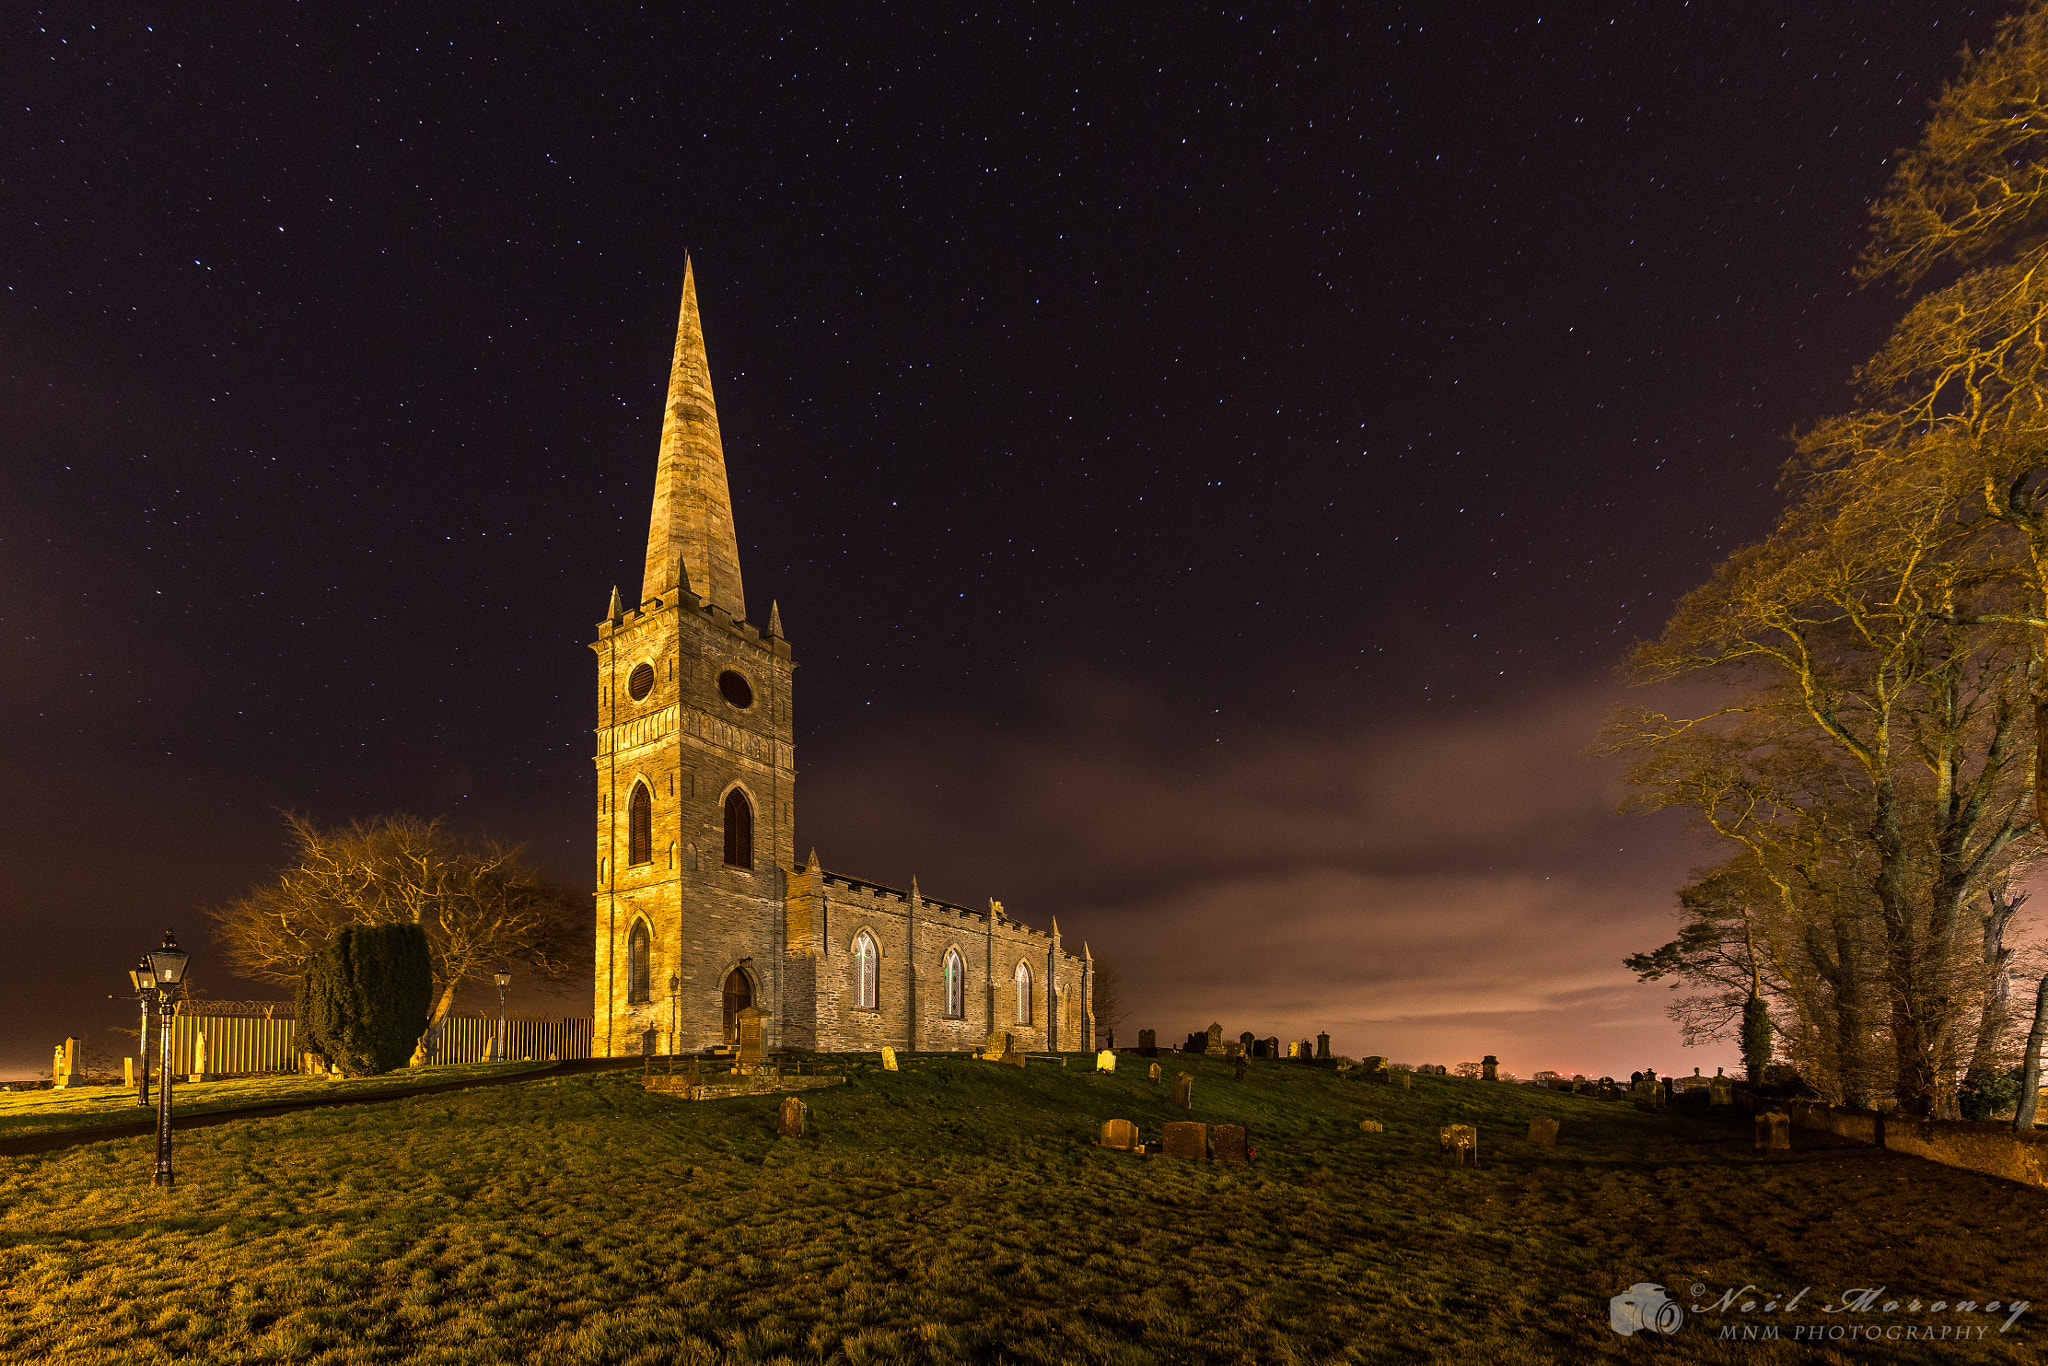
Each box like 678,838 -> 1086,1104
296,923 -> 433,1077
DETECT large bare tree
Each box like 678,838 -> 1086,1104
211,813 -> 586,1053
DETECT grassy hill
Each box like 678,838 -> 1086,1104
0,1053 -> 2042,1364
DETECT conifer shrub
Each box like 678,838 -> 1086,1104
295,923 -> 433,1076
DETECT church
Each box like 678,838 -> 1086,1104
589,262 -> 1094,1058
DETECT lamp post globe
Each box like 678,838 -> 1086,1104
147,929 -> 189,1188
128,955 -> 155,1107
490,971 -> 511,1063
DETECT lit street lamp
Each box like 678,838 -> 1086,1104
125,955 -> 156,1107
668,974 -> 680,1057
491,971 -> 511,1062
144,929 -> 190,1188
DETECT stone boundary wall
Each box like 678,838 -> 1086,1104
1786,1102 -> 2048,1190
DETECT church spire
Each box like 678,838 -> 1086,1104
641,257 -> 746,618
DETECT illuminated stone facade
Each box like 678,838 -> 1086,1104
592,263 -> 1091,1057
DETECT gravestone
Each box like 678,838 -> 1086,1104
1299,1039 -> 1313,1061
192,1033 -> 211,1083
1148,1061 -> 1162,1085
1212,1123 -> 1249,1165
1002,1047 -> 1028,1068
1526,1116 -> 1559,1146
1252,1039 -> 1269,1059
1265,1037 -> 1280,1060
1396,1071 -> 1412,1089
1100,1118 -> 1139,1151
1359,1118 -> 1384,1133
1137,1029 -> 1157,1058
1709,1076 -> 1734,1107
1481,1055 -> 1499,1082
1172,1072 -> 1193,1108
1096,1049 -> 1116,1073
1755,1111 -> 1791,1152
1205,1022 -> 1225,1055
1439,1123 -> 1479,1167
736,1009 -> 764,1074
1161,1121 -> 1208,1160
1316,1032 -> 1331,1060
879,1045 -> 898,1072
983,1031 -> 1014,1061
1286,1041 -> 1301,1059
1362,1055 -> 1390,1084
1232,1052 -> 1248,1082
777,1096 -> 807,1137
1239,1031 -> 1256,1056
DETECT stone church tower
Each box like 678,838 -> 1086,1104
591,259 -> 795,1057
591,263 -> 1092,1059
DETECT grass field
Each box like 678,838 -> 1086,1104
0,1052 -> 2041,1364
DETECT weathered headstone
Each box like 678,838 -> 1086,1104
1755,1111 -> 1791,1152
1238,1031 -> 1256,1056
1205,1022 -> 1225,1055
983,1031 -> 1014,1061
1526,1116 -> 1559,1146
192,1033 -> 210,1083
1212,1123 -> 1249,1165
1172,1072 -> 1193,1108
1359,1118 -> 1384,1133
777,1096 -> 807,1137
1286,1041 -> 1301,1059
1002,1047 -> 1027,1068
1481,1054 -> 1499,1082
1316,1032 -> 1330,1060
1362,1054 -> 1390,1084
1137,1029 -> 1157,1058
1439,1123 -> 1479,1167
1100,1118 -> 1139,1151
879,1045 -> 898,1072
1148,1061 -> 1162,1084
1265,1037 -> 1279,1060
736,1008 -> 764,1074
1709,1076 -> 1734,1107
1095,1049 -> 1116,1073
1299,1039 -> 1313,1061
1161,1121 -> 1207,1159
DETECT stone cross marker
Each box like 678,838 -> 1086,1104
1755,1112 -> 1791,1152
1161,1121 -> 1207,1159
51,1043 -> 67,1088
879,1045 -> 898,1072
1148,1061 -> 1162,1084
1100,1118 -> 1139,1151
1212,1123 -> 1249,1165
736,1008 -> 764,1073
1205,1022 -> 1225,1055
1137,1029 -> 1157,1058
1095,1049 -> 1116,1073
777,1096 -> 807,1137
1439,1123 -> 1479,1167
1172,1071 -> 1193,1108
1526,1116 -> 1559,1146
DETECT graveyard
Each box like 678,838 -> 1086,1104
1,1051 -> 2043,1364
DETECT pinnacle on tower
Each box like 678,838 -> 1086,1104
767,600 -> 784,639
641,256 -> 746,618
606,584 -> 622,622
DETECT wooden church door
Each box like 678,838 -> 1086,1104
722,968 -> 754,1045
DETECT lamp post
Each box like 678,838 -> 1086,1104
145,929 -> 190,1188
491,971 -> 511,1063
125,956 -> 156,1106
668,974 -> 680,1057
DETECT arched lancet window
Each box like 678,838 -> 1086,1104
1014,961 -> 1033,1025
627,920 -> 651,1004
853,931 -> 878,1010
723,789 -> 753,868
627,782 -> 652,866
944,949 -> 964,1019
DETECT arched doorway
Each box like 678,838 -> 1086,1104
722,967 -> 754,1044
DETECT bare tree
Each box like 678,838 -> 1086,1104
1089,953 -> 1129,1040
211,813 -> 586,1053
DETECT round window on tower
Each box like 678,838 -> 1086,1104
628,663 -> 655,701
718,670 -> 755,709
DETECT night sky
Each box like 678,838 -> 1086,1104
2,4 -> 1999,1080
